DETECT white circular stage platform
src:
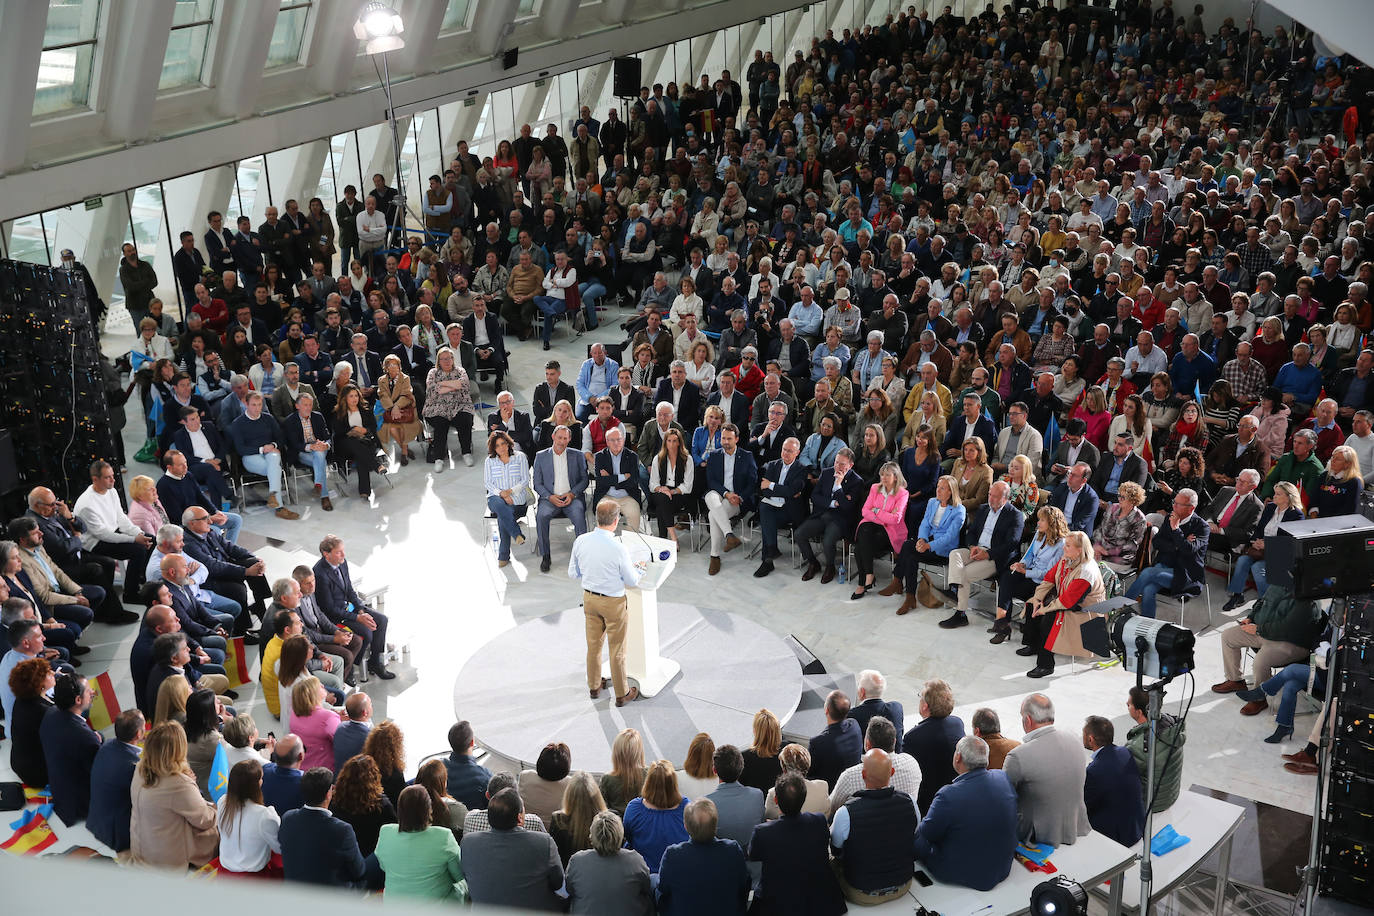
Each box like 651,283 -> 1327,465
454,601 -> 804,773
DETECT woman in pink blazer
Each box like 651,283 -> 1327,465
850,461 -> 910,600
288,675 -> 341,772
127,475 -> 171,537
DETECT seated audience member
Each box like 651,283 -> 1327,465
1090,432 -> 1150,502
181,506 -> 270,633
1047,461 -> 1101,536
902,678 -> 966,813
279,766 -> 367,886
1125,488 -> 1210,618
934,480 -> 1023,628
1223,481 -> 1306,608
706,744 -> 766,851
796,447 -> 865,582
763,743 -> 831,819
215,759 -> 284,876
532,425 -> 590,573
225,392 -> 302,520
657,798 -> 752,916
1214,580 -> 1325,701
830,714 -> 922,813
281,570 -> 361,686
156,445 -> 239,542
1003,693 -> 1091,845
280,392 -> 335,512
361,720 -> 407,806
74,460 -> 154,597
741,708 -> 785,793
289,676 -> 339,772
261,734 -> 306,815
704,424 -> 758,576
622,760 -> 690,874
829,748 -> 919,905
25,485 -> 129,624
549,770 -> 607,865
329,755 -> 397,862
41,671 -> 101,825
1082,715 -> 1146,847
847,460 -> 909,600
461,787 -> 565,910
443,719 -> 493,811
1126,685 -> 1188,812
1309,444 -> 1363,518
750,772 -> 848,916
312,535 -> 393,679
849,668 -> 906,738
565,810 -> 655,916
970,707 -> 1020,769
374,785 -> 466,902
1021,531 -> 1108,678
913,736 -> 1019,890
334,692 -> 373,771
520,742 -> 573,826
1044,418 -> 1100,489
129,721 -> 219,869
808,689 -> 863,790
754,437 -> 807,579
893,474 -> 965,615
488,390 -> 539,461
183,688 -> 226,797
591,425 -> 643,532
88,709 -> 145,853
8,657 -> 55,787
463,772 -> 549,834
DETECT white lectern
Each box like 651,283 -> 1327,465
609,531 -> 680,697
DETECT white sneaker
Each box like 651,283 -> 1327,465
433,459 -> 444,473
463,453 -> 474,467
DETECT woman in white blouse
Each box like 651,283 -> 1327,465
247,345 -> 283,396
667,276 -> 704,330
216,758 -> 282,876
685,340 -> 716,393
484,429 -> 530,567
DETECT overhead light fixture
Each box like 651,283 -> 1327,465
354,1 -> 405,54
1030,876 -> 1088,916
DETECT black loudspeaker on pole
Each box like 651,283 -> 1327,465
612,56 -> 642,98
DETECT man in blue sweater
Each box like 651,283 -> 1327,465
225,392 -> 300,519
1273,342 -> 1324,418
913,735 -> 1019,890
657,798 -> 751,916
156,449 -> 242,543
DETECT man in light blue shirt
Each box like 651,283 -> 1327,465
568,499 -> 643,707
575,343 -> 620,420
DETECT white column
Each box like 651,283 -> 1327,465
264,140 -> 333,208
307,0 -> 363,95
731,21 -> 764,76
540,0 -> 580,41
104,0 -> 176,143
80,195 -> 136,315
392,0 -> 448,76
439,93 -> 490,150
214,0 -> 279,119
161,167 -> 238,259
470,0 -> 520,56
0,2 -> 47,174
638,47 -> 670,93
514,81 -> 554,131
681,32 -> 719,85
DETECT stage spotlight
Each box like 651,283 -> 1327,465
1110,610 -> 1194,681
354,1 -> 405,54
1030,876 -> 1088,916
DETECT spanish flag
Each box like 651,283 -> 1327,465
2,810 -> 57,856
86,671 -> 119,732
223,636 -> 252,688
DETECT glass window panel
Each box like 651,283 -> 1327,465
33,44 -> 96,116
516,0 -> 539,18
128,185 -> 165,271
231,156 -> 265,222
440,0 -> 471,32
267,2 -> 312,69
171,0 -> 215,27
43,0 -> 101,46
160,23 -> 212,89
7,215 -> 52,266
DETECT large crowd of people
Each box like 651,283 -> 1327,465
2,0 -> 1366,903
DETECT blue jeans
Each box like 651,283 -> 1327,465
198,636 -> 227,665
487,495 -> 527,560
1126,565 -> 1174,618
1261,663 -> 1312,728
297,449 -> 332,498
578,281 -> 606,330
1227,555 -> 1268,596
203,591 -> 243,625
533,295 -> 567,344
214,512 -> 242,544
239,451 -> 283,495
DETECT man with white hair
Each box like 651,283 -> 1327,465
848,669 -> 904,737
913,735 -> 1018,890
1201,468 -> 1264,554
591,427 -> 642,532
850,331 -> 890,392
1124,488 -> 1209,618
1002,694 -> 1091,846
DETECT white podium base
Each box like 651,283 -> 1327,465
603,654 -> 681,697
596,582 -> 682,697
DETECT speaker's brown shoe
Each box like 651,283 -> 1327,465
616,687 -> 640,707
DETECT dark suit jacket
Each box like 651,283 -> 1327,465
1202,487 -> 1264,550
341,350 -> 384,388
759,458 -> 808,524
1049,482 -> 1101,537
807,467 -> 865,532
389,342 -> 432,387
707,389 -> 752,426
462,312 -> 507,368
1089,452 -> 1149,497
41,707 -> 102,825
849,697 -> 904,742
261,762 -> 305,815
184,528 -> 257,584
165,581 -> 222,641
608,387 -> 647,427
706,448 -> 759,510
279,806 -> 367,885
902,714 -> 966,814
749,422 -> 797,465
748,813 -> 847,916
1333,367 -> 1374,411
281,409 -> 334,461
311,558 -> 370,625
592,448 -> 643,505
808,719 -> 863,789
170,421 -> 229,470
1151,511 -> 1210,594
532,380 -> 577,425
963,504 -> 1025,569
654,379 -> 703,429
766,337 -> 813,382
1084,744 -> 1147,847
912,767 -> 1019,891
487,409 -> 537,460
656,838 -> 751,916
88,739 -> 140,851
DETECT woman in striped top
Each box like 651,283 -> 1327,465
484,430 -> 530,566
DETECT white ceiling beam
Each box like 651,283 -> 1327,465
0,2 -> 48,175
214,0 -> 280,119
307,0 -> 363,95
600,0 -> 632,25
470,0 -> 520,57
392,0 -> 448,76
540,0 -> 580,41
104,0 -> 177,143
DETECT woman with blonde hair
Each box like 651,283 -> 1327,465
536,398 -> 583,451
425,345 -> 476,469
377,353 -> 421,466
126,475 -> 170,537
1093,480 -> 1149,571
902,389 -> 945,450
1224,480 -> 1305,608
675,732 -> 719,799
550,771 -> 608,866
894,475 -> 966,615
598,728 -> 647,815
1310,445 -> 1363,518
621,761 -> 688,875
1022,531 -> 1106,678
153,675 -> 192,725
950,437 -> 993,510
854,462 -> 909,600
741,708 -> 784,791
990,506 -> 1068,644
129,721 -> 219,868
762,744 -> 830,819
289,675 -> 339,772
1003,454 -> 1040,516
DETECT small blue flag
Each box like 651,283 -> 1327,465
208,741 -> 229,802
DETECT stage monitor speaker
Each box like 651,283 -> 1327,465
1266,516 -> 1374,599
0,429 -> 17,495
613,56 -> 642,98
502,48 -> 519,70
785,635 -> 827,675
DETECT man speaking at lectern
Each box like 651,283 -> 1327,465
569,499 -> 643,707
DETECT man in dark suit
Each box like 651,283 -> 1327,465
657,797 -> 752,916
333,693 -> 372,772
1126,487 -> 1210,618
809,690 -> 863,789
706,371 -> 751,429
87,709 -> 143,852
1204,416 -> 1270,490
941,393 -> 998,462
463,299 -> 508,391
531,360 -> 577,425
796,449 -> 864,582
1089,432 -> 1150,502
655,361 -> 704,432
341,333 -> 383,398
938,481 -> 1024,629
1082,716 -> 1146,847
754,437 -> 806,578
902,678 -> 966,814
1201,471 -> 1264,552
280,392 -> 336,512
132,606 -> 228,715
913,735 -> 1019,891
261,735 -> 306,815
181,509 -> 271,635
487,392 -> 538,460
848,669 -> 905,738
1048,462 -> 1101,537
41,672 -> 102,826
389,325 -> 433,402
280,767 -> 367,886
1043,418 -> 1102,487
704,425 -> 758,575
591,427 -> 643,531
312,535 -> 393,679
157,556 -> 230,661
1198,313 -> 1238,367
748,773 -> 847,915
748,399 -> 796,466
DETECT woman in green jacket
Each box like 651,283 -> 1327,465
374,785 -> 465,902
